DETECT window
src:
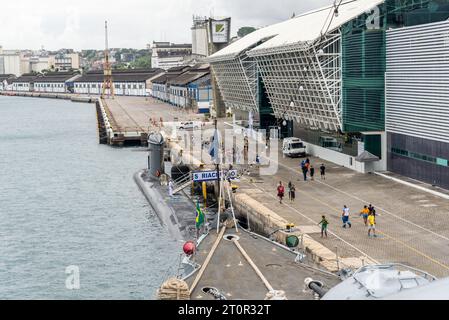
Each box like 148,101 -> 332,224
391,148 -> 448,167
437,158 -> 448,167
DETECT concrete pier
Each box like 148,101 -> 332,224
99,96 -> 206,147
0,91 -> 95,103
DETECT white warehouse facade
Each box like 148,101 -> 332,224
34,73 -> 81,93
73,69 -> 164,96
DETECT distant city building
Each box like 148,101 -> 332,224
49,53 -> 80,71
0,47 -> 23,76
192,16 -> 209,57
0,46 -> 82,76
29,56 -> 50,73
120,53 -> 135,63
150,42 -> 192,70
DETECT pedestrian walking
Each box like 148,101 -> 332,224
320,164 -> 326,180
372,208 -> 377,223
301,161 -> 309,181
277,182 -> 285,204
288,182 -> 296,202
310,166 -> 315,181
256,154 -> 261,166
368,204 -> 378,223
360,205 -> 370,226
342,205 -> 352,228
368,212 -> 377,238
318,216 -> 329,238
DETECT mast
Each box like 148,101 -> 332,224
102,20 -> 114,99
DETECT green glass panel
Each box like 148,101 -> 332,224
342,30 -> 386,133
437,158 -> 449,167
341,0 -> 449,134
365,135 -> 382,159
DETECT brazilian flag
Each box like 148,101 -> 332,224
196,202 -> 205,229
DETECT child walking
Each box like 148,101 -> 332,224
318,216 -> 329,238
289,183 -> 296,202
368,212 -> 377,238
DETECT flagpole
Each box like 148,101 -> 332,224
215,119 -> 222,234
225,178 -> 239,233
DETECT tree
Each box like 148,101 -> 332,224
237,27 -> 256,38
131,55 -> 152,69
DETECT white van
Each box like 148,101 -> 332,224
319,136 -> 343,152
283,138 -> 307,158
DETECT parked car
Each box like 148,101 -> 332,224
178,122 -> 201,131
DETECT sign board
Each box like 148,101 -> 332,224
193,170 -> 238,182
209,18 -> 231,44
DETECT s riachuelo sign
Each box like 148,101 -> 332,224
193,170 -> 238,182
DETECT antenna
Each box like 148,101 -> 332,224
102,20 -> 114,99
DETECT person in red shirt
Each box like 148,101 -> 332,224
277,182 -> 285,204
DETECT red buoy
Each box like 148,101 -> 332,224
183,241 -> 196,256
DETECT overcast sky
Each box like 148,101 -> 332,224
0,0 -> 334,50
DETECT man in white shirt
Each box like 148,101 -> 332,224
342,205 -> 352,229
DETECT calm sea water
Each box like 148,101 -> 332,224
0,96 -> 180,300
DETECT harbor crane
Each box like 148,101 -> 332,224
102,21 -> 114,99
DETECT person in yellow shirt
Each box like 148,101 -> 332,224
368,212 -> 377,238
360,206 -> 370,226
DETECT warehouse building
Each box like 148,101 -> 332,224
9,74 -> 37,92
0,74 -> 15,91
151,66 -> 191,102
34,72 -> 80,93
167,63 -> 212,113
73,69 -> 164,96
150,42 -> 193,70
208,0 -> 449,179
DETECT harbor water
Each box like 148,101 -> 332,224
0,96 -> 180,300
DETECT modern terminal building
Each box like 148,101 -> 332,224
386,18 -> 449,189
208,0 -> 449,189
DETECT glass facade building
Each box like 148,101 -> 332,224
208,0 -> 449,186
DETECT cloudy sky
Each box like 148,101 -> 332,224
0,0 -> 334,50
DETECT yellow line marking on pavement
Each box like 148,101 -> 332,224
266,177 -> 449,272
243,178 -> 379,264
269,154 -> 449,243
377,231 -> 449,272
